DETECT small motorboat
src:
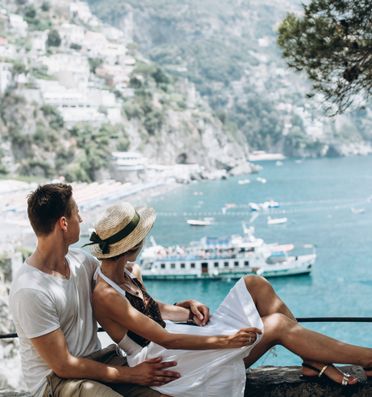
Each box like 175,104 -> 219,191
238,179 -> 250,185
351,207 -> 365,214
267,216 -> 288,225
186,217 -> 214,226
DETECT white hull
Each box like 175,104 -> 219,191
140,254 -> 315,280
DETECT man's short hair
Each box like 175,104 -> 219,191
27,183 -> 73,236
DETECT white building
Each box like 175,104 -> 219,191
8,14 -> 28,37
37,79 -> 122,125
102,26 -> 125,42
59,23 -> 85,45
0,40 -> 17,61
40,53 -> 90,90
111,152 -> 148,182
30,31 -> 47,55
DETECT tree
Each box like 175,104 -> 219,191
46,29 -> 61,47
277,0 -> 371,113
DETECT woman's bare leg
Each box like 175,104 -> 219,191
244,275 -> 296,320
244,313 -> 372,382
243,276 -> 367,380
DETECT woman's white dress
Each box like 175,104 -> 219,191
97,269 -> 264,397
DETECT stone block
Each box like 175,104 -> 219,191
245,366 -> 372,397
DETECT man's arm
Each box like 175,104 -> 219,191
31,329 -> 180,386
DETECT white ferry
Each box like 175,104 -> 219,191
139,227 -> 316,280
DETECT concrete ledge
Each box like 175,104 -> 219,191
246,366 -> 372,396
1,366 -> 372,396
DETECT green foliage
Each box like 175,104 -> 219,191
278,0 -> 371,113
22,4 -> 51,30
88,57 -> 103,74
41,1 -> 50,12
41,105 -> 64,129
70,43 -> 82,51
23,5 -> 37,22
0,148 -> 7,175
69,124 -> 111,180
12,61 -> 27,76
117,137 -> 130,151
18,158 -> 52,177
46,29 -> 61,47
30,65 -> 52,80
144,108 -> 164,135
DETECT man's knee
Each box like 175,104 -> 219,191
78,380 -> 122,397
53,378 -> 122,397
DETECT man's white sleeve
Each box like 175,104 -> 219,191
11,289 -> 60,339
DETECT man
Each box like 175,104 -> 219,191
9,183 -> 181,397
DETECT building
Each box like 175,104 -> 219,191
8,14 -> 28,37
111,151 -> 148,182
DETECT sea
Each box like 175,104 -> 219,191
133,156 -> 372,367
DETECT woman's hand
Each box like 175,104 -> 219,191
175,299 -> 210,326
224,327 -> 262,348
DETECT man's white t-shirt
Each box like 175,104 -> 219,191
9,249 -> 102,397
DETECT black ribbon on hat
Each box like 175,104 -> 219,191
83,211 -> 140,255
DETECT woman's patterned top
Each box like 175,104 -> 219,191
126,277 -> 166,347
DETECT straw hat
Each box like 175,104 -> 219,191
88,202 -> 156,259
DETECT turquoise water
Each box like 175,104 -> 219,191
135,156 -> 372,366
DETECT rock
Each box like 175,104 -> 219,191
245,365 -> 372,397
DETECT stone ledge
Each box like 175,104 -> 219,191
245,366 -> 372,396
1,366 -> 372,396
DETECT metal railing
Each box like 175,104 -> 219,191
1,317 -> 372,339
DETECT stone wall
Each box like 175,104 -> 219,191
1,366 -> 372,396
245,366 -> 372,397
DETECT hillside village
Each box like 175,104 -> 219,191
0,0 -> 256,184
0,1 -> 132,125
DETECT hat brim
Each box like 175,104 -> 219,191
90,207 -> 156,259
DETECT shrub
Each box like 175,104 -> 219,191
46,29 -> 61,47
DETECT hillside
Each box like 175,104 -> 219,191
0,0 -> 250,182
88,0 -> 372,157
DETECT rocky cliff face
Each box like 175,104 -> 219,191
88,0 -> 372,158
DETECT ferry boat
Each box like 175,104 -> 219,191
139,226 -> 316,280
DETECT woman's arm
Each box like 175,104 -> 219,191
93,287 -> 261,351
131,264 -> 209,325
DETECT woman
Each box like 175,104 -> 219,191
89,202 -> 372,397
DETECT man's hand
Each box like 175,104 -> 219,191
177,299 -> 210,326
129,357 -> 180,386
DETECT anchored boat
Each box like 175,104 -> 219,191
139,226 -> 316,280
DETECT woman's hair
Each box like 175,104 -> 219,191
106,240 -> 144,262
27,183 -> 73,236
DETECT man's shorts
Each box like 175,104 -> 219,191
43,344 -> 161,397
